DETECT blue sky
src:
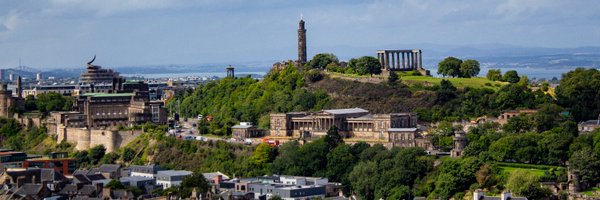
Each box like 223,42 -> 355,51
0,0 -> 599,69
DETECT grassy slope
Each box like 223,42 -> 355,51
581,187 -> 600,197
401,76 -> 507,90
326,71 -> 507,90
496,162 -> 559,177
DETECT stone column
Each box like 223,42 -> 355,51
410,52 -> 415,69
389,51 -> 396,71
384,52 -> 390,70
396,52 -> 401,70
402,52 -> 406,69
419,50 -> 423,69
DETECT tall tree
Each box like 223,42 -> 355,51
486,69 -> 502,81
459,59 -> 480,78
503,70 -> 520,83
555,68 -> 600,122
306,53 -> 339,69
438,57 -> 463,77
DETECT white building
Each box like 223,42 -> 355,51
156,170 -> 192,189
129,164 -> 162,179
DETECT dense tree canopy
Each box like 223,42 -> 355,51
459,59 -> 481,78
173,65 -> 329,135
486,69 -> 502,81
555,68 -> 600,121
438,57 -> 463,77
306,53 -> 339,69
347,56 -> 382,75
503,70 -> 520,83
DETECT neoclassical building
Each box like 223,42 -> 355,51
269,108 -> 420,147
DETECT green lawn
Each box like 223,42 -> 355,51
581,187 -> 600,197
496,162 -> 559,177
401,76 -> 507,90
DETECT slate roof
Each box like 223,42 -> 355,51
323,108 -> 368,115
203,172 -> 230,180
98,164 -> 121,173
12,183 -> 44,196
40,168 -> 68,182
130,164 -> 161,174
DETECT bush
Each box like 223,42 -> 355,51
305,70 -> 323,82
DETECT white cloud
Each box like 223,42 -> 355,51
44,0 -> 223,17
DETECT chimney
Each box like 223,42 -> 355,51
16,176 -> 26,187
501,190 -> 512,200
95,182 -> 104,197
214,175 -> 223,184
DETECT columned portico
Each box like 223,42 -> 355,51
376,49 -> 423,71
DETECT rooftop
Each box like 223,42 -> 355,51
82,93 -> 134,98
323,108 -> 369,115
157,170 -> 192,177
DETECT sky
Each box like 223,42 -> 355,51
0,0 -> 599,69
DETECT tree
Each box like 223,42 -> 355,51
506,170 -> 551,199
89,145 -> 106,165
325,126 -> 343,150
268,196 -> 282,200
349,161 -> 379,200
503,70 -> 520,83
459,59 -> 480,78
438,57 -> 463,77
436,80 -> 457,104
250,143 -> 275,167
486,69 -> 502,81
306,53 -> 339,69
105,180 -> 126,189
555,68 -> 600,122
122,147 -> 136,162
24,95 -> 36,111
353,56 -> 382,75
388,72 -> 400,86
326,144 -> 356,184
35,92 -> 73,113
569,148 -> 600,185
179,172 -> 210,197
387,185 -> 411,200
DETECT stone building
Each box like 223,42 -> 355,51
232,122 -> 264,139
450,130 -> 467,157
50,91 -> 166,129
269,108 -> 421,147
497,109 -> 538,125
0,79 -> 24,118
79,56 -> 125,90
578,114 -> 600,133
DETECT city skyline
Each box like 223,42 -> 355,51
0,0 -> 599,69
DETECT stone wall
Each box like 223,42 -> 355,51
59,127 -> 142,152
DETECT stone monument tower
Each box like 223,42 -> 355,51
226,65 -> 235,78
297,16 -> 307,66
451,130 -> 467,157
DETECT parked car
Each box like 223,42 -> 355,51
183,135 -> 195,140
195,136 -> 205,141
244,139 -> 253,145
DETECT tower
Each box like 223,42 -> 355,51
297,17 -> 307,66
16,76 -> 22,98
451,130 -> 467,157
226,65 -> 235,78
